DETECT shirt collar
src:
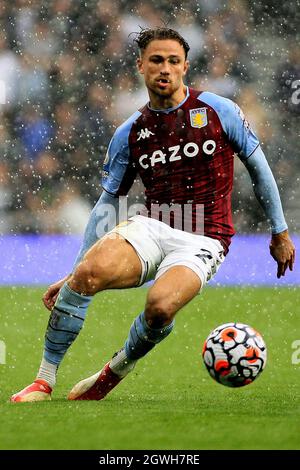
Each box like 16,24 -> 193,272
147,87 -> 190,114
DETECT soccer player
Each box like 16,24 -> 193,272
11,28 -> 295,402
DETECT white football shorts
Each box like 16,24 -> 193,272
109,215 -> 225,291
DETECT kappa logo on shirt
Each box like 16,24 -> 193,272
137,128 -> 155,141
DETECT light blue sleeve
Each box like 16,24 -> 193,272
199,91 -> 259,159
243,146 -> 288,234
72,190 -> 120,269
102,111 -> 141,195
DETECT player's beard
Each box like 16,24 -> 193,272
149,79 -> 178,99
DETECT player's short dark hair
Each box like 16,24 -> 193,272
134,27 -> 190,59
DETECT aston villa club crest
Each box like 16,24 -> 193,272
189,107 -> 208,129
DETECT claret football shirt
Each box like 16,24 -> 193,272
102,88 -> 259,252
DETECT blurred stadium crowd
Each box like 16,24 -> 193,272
0,0 -> 299,235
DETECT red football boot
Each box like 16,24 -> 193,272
67,362 -> 122,401
10,379 -> 52,403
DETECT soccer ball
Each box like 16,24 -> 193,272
202,322 -> 267,387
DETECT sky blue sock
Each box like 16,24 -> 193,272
44,282 -> 92,365
125,311 -> 174,360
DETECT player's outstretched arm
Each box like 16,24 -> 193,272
243,146 -> 295,278
72,189 -> 120,268
42,190 -> 120,310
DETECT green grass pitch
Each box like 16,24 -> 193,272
1,286 -> 300,450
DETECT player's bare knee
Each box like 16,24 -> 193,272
144,297 -> 175,327
70,260 -> 110,295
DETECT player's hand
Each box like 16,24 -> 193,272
269,230 -> 295,278
42,275 -> 71,311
